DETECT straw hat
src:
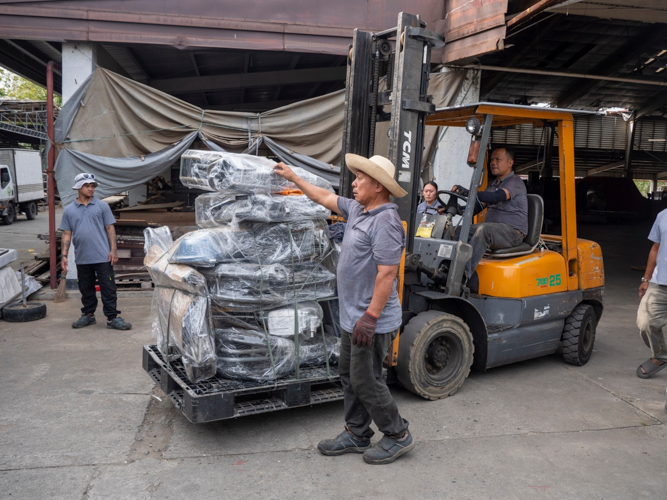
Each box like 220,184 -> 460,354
345,154 -> 408,198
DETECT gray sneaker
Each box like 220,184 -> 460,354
363,429 -> 415,465
107,317 -> 132,330
317,429 -> 371,456
72,315 -> 96,329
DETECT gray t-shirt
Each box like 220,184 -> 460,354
337,197 -> 405,334
60,198 -> 116,265
483,171 -> 528,235
648,209 -> 667,285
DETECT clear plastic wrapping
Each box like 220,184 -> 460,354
180,150 -> 332,194
144,239 -> 207,295
143,226 -> 173,254
195,192 -> 331,226
169,220 -> 331,267
299,335 -> 340,366
260,301 -> 323,338
207,262 -> 336,310
214,327 -> 296,382
152,287 -> 216,383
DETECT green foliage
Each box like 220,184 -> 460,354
0,68 -> 61,105
634,180 -> 652,198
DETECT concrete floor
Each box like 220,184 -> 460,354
1,216 -> 666,499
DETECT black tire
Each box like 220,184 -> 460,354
561,304 -> 596,366
2,302 -> 47,322
396,310 -> 474,400
25,201 -> 38,220
1,202 -> 15,225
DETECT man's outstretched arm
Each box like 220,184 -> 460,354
273,162 -> 341,214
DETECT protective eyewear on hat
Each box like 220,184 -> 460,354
79,173 -> 96,180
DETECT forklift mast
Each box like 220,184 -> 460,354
340,12 -> 444,251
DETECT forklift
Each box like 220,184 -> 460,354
340,13 -> 605,400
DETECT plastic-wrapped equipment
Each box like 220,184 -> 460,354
144,239 -> 207,295
215,327 -> 296,382
259,301 -> 323,338
152,287 -> 216,383
143,226 -> 173,254
207,262 -> 336,310
214,327 -> 339,382
180,150 -> 332,194
168,220 -> 331,268
195,192 -> 331,227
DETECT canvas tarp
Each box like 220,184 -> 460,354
54,67 -> 468,206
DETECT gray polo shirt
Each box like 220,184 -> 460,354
648,209 -> 667,285
484,171 -> 528,235
60,198 -> 116,265
337,197 -> 405,334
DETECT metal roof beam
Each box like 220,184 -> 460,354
149,66 -> 346,94
556,25 -> 666,108
635,90 -> 667,120
0,39 -> 61,92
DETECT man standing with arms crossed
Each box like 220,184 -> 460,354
274,154 -> 414,465
636,207 -> 667,379
60,173 -> 132,331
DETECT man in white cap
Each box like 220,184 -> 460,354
59,173 -> 132,331
274,154 -> 413,465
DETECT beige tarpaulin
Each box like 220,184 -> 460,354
54,67 -> 468,205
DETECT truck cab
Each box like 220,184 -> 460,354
0,148 -> 45,225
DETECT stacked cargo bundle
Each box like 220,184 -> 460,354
144,150 -> 340,385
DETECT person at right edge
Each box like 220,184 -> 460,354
451,147 -> 528,292
636,207 -> 667,380
273,154 -> 414,465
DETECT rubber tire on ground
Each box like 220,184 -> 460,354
25,201 -> 38,220
2,302 -> 47,322
561,304 -> 596,366
396,310 -> 474,400
1,202 -> 15,225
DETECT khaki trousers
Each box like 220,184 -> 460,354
637,282 -> 667,362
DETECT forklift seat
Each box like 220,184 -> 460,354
485,194 -> 544,258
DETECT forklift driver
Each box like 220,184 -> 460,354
451,147 -> 528,291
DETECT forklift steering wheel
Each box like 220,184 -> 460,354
436,190 -> 468,211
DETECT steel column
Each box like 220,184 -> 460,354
46,61 -> 57,289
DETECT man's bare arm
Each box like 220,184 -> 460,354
61,230 -> 72,273
273,162 -> 341,214
367,264 -> 399,317
639,242 -> 660,299
106,224 -> 118,265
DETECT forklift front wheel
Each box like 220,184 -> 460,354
396,311 -> 474,400
561,304 -> 596,366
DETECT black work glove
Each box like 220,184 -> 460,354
453,185 -> 469,197
352,312 -> 378,348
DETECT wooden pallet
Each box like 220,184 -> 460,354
115,275 -> 153,289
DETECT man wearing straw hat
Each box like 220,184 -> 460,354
60,173 -> 132,331
274,154 -> 413,465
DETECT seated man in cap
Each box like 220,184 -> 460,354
452,147 -> 528,291
273,154 -> 414,465
60,173 -> 132,331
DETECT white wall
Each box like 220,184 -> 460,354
432,68 -> 481,193
61,43 -> 96,280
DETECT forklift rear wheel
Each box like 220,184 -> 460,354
25,201 -> 38,220
1,203 -> 15,225
396,310 -> 474,400
561,304 -> 596,366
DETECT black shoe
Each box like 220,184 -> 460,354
72,315 -> 96,329
363,430 -> 415,465
317,429 -> 371,456
107,317 -> 132,330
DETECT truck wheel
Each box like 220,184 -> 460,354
396,310 -> 474,400
561,304 -> 596,366
25,201 -> 38,220
2,302 -> 47,322
1,203 -> 15,225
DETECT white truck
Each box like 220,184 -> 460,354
0,148 -> 45,225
